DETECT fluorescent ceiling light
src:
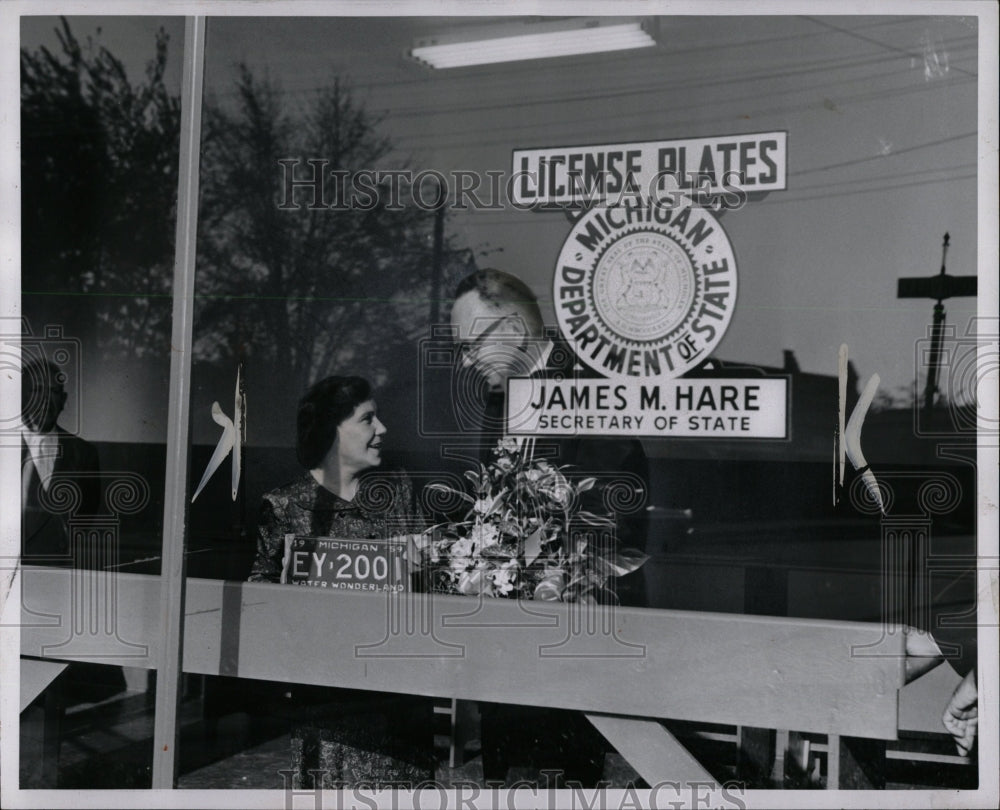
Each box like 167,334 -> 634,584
410,18 -> 656,69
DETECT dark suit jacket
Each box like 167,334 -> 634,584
22,428 -> 101,560
476,341 -> 651,785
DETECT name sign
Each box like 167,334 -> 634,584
505,378 -> 788,438
512,131 -> 787,206
282,535 -> 408,591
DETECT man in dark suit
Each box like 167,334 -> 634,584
450,268 -> 649,590
21,357 -> 128,704
449,269 -> 650,786
21,357 -> 101,561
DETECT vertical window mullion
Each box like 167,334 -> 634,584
151,15 -> 206,790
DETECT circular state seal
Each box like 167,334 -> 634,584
554,200 -> 737,380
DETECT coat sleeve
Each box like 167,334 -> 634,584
60,434 -> 102,516
390,473 -> 427,532
570,435 -> 650,607
407,474 -> 428,530
247,494 -> 285,582
79,438 -> 102,517
570,436 -> 649,550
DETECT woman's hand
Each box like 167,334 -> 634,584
942,668 -> 977,756
280,533 -> 295,584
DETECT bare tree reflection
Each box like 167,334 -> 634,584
20,18 -> 178,356
196,66 -> 472,425
22,20 -> 473,432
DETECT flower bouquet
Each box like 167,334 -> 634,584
418,438 -> 648,602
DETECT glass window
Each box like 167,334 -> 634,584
16,14 -> 186,789
7,9 -> 992,801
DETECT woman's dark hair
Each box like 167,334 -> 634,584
296,376 -> 372,468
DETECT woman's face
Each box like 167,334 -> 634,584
333,399 -> 386,472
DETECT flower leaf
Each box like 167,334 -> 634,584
523,526 -> 544,566
616,547 -> 650,572
488,491 -> 508,514
425,482 -> 475,504
576,477 -> 596,493
575,510 -> 615,527
593,548 -> 650,577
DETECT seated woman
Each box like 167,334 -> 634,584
248,375 -> 433,788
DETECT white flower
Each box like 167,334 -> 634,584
533,569 -> 566,601
457,567 -> 493,596
473,496 -> 492,516
470,521 -> 499,548
489,560 -> 519,595
451,535 -> 476,558
449,556 -> 474,575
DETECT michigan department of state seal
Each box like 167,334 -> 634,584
554,201 -> 738,380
